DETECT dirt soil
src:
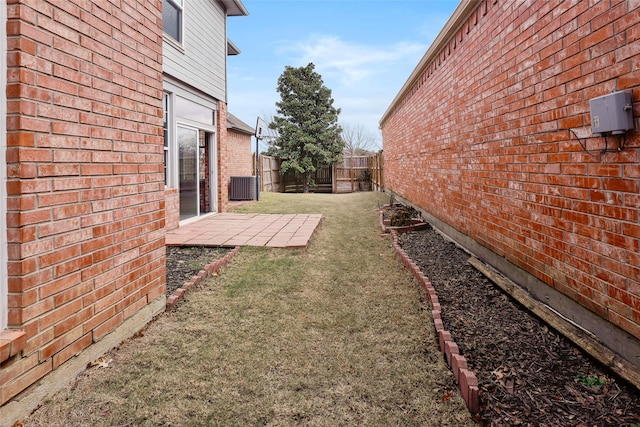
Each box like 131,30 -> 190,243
400,227 -> 640,427
165,246 -> 231,295
383,204 -> 422,227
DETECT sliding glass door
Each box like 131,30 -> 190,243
164,84 -> 218,223
178,126 -> 198,220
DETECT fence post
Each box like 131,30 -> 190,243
258,155 -> 263,191
332,163 -> 336,193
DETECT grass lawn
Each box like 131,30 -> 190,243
25,192 -> 473,426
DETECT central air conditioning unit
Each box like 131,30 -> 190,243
229,176 -> 257,200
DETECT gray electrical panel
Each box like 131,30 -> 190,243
589,91 -> 634,136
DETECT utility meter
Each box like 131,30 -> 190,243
589,91 -> 634,137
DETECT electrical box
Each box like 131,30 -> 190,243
589,91 -> 634,136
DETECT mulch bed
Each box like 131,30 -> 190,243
399,227 -> 640,426
165,246 -> 231,296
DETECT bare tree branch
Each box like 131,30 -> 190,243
341,123 -> 378,156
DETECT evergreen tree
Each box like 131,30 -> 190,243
269,63 -> 344,193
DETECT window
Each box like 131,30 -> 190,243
163,0 -> 183,43
163,93 -> 170,186
175,96 -> 215,126
164,89 -> 217,193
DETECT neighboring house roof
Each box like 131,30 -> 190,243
227,113 -> 255,135
219,0 -> 249,16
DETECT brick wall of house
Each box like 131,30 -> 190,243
164,188 -> 180,232
218,103 -> 229,213
381,0 -> 640,340
1,0 -> 165,406
227,129 -> 253,178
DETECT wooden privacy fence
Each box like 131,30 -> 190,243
281,165 -> 333,193
258,155 -> 281,192
369,151 -> 384,192
258,153 -> 384,194
334,156 -> 370,193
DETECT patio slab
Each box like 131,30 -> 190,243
165,213 -> 323,249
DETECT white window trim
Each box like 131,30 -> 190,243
176,123 -> 200,179
163,0 -> 185,46
176,116 -> 217,133
164,91 -> 218,190
163,78 -> 219,222
165,77 -> 218,112
176,123 -> 201,220
164,92 -> 175,188
1,0 -> 8,329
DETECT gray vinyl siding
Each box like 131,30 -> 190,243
163,0 -> 227,102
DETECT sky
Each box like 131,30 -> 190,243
226,0 -> 461,152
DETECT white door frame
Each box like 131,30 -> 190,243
208,132 -> 218,213
177,124 -> 200,220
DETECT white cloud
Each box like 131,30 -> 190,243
279,35 -> 426,86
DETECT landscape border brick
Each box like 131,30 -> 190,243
165,246 -> 241,310
387,223 -> 480,414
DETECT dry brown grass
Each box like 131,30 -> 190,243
24,192 -> 473,426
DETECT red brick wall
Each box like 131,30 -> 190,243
381,0 -> 640,339
227,129 -> 253,178
1,0 -> 165,405
218,103 -> 229,212
164,188 -> 180,232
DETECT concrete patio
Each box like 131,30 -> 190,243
165,212 -> 323,248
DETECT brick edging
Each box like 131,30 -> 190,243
387,227 -> 480,414
0,330 -> 27,364
166,246 -> 241,310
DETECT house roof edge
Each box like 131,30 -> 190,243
220,0 -> 249,17
379,0 -> 478,127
